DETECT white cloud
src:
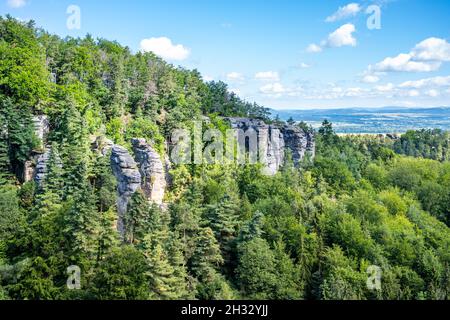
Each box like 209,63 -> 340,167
411,37 -> 450,62
368,37 -> 450,75
425,89 -> 440,97
259,83 -> 287,97
226,72 -> 244,81
324,23 -> 357,48
326,3 -> 361,22
254,71 -> 280,81
362,74 -> 380,83
7,0 -> 27,8
399,76 -> 450,89
407,90 -> 420,97
375,83 -> 394,92
373,53 -> 441,72
299,62 -> 311,69
306,43 -> 322,53
140,37 -> 190,61
344,87 -> 365,97
306,24 -> 356,53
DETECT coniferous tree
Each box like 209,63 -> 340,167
64,182 -> 101,271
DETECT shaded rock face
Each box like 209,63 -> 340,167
34,149 -> 51,186
110,145 -> 142,237
132,139 -> 166,205
280,126 -> 309,166
24,116 -> 51,183
226,118 -> 315,174
227,118 -> 285,175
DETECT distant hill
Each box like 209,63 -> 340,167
271,107 -> 450,134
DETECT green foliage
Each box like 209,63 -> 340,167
394,129 -> 450,161
0,186 -> 26,241
92,246 -> 148,300
0,17 -> 449,301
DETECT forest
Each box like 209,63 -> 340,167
0,16 -> 449,300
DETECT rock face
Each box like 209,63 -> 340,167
132,138 -> 166,205
227,118 -> 286,175
34,149 -> 51,186
24,115 -> 51,183
110,145 -> 142,236
226,118 -> 315,174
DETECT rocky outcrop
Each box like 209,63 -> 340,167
131,138 -> 166,205
110,145 -> 142,237
226,118 -> 315,174
34,149 -> 51,186
23,115 -> 51,183
227,118 -> 286,175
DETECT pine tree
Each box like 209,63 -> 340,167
33,143 -> 64,219
144,239 -> 181,300
236,211 -> 265,244
166,236 -> 193,299
96,207 -> 119,264
190,227 -> 224,280
0,108 -> 10,185
0,95 -> 35,183
205,194 -> 239,267
124,191 -> 162,245
64,182 -> 101,270
92,245 -> 148,300
189,227 -> 235,300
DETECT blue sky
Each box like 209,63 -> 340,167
1,0 -> 450,109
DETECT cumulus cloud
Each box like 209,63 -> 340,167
7,0 -> 27,8
259,83 -> 287,95
306,43 -> 322,53
325,3 -> 361,22
362,74 -> 380,83
307,24 -> 356,53
226,72 -> 244,82
368,37 -> 450,74
425,89 -> 440,97
324,23 -> 357,47
411,37 -> 450,62
398,75 -> 450,89
140,37 -> 190,61
374,53 -> 441,72
254,71 -> 280,81
407,90 -> 420,97
375,83 -> 394,92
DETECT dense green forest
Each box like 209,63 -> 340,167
0,16 -> 449,300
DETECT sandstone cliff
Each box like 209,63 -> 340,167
226,117 -> 315,175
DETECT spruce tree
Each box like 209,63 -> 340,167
144,240 -> 180,300
64,182 -> 101,271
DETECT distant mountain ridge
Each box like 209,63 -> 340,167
270,107 -> 450,134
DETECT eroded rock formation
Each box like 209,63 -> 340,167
132,138 -> 166,205
226,117 -> 315,175
34,149 -> 51,186
110,145 -> 142,236
24,115 -> 50,184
